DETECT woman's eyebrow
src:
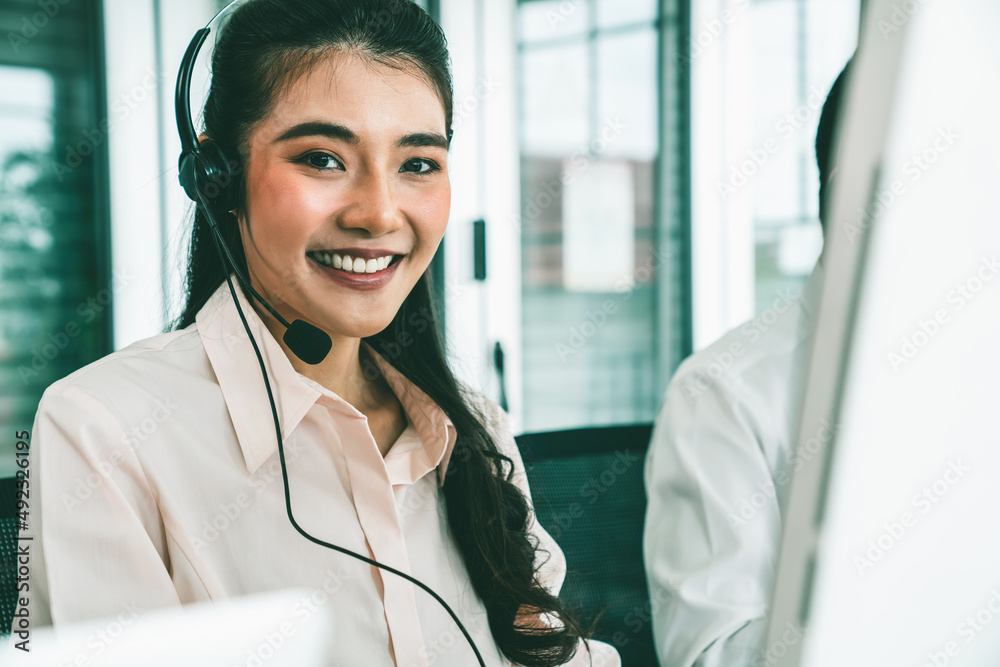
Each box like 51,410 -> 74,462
274,121 -> 359,144
397,132 -> 449,150
273,121 -> 447,150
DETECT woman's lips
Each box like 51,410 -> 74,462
307,250 -> 400,274
307,252 -> 403,290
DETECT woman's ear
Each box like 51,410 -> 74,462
197,133 -> 212,145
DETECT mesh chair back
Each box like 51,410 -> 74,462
516,424 -> 654,667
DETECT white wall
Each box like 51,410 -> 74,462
438,0 -> 523,430
103,0 -> 219,349
689,0 -> 756,350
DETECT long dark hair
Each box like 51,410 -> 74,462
175,1 -> 584,664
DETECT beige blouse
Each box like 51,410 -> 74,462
19,280 -> 620,666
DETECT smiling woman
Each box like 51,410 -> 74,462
17,1 -> 620,666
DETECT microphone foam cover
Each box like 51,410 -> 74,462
283,320 -> 332,365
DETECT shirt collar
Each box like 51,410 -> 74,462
195,279 -> 456,485
358,348 -> 457,488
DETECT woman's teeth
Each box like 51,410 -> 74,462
310,252 -> 396,274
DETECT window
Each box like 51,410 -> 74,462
748,0 -> 859,311
0,0 -> 110,476
689,0 -> 860,346
517,0 -> 669,432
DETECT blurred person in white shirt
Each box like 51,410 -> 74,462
643,61 -> 852,667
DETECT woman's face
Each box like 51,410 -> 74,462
240,52 -> 450,341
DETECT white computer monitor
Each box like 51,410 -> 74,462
2,589 -> 334,666
764,0 -> 1000,665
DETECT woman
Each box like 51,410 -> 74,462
23,0 -> 620,665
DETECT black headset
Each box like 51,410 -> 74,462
174,6 -> 332,365
174,3 -> 487,665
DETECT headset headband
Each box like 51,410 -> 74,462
175,0 -> 245,153
175,0 -> 248,210
175,27 -> 211,158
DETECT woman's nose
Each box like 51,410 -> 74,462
337,169 -> 404,237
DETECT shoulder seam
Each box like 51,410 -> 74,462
48,329 -> 200,390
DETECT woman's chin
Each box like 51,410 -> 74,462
322,316 -> 398,342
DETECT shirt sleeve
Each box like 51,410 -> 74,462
480,399 -> 622,667
643,369 -> 782,667
18,383 -> 181,627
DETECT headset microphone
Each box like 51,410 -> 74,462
173,3 -> 487,665
201,206 -> 333,365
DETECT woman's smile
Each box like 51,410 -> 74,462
306,247 -> 406,290
307,249 -> 401,274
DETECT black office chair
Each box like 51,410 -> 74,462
0,476 -> 19,637
515,424 -> 655,667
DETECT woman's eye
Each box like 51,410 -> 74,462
301,153 -> 342,171
400,158 -> 439,174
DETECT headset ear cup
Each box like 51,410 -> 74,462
178,151 -> 200,204
196,140 -> 237,212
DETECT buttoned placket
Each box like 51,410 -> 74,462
317,394 -> 430,667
